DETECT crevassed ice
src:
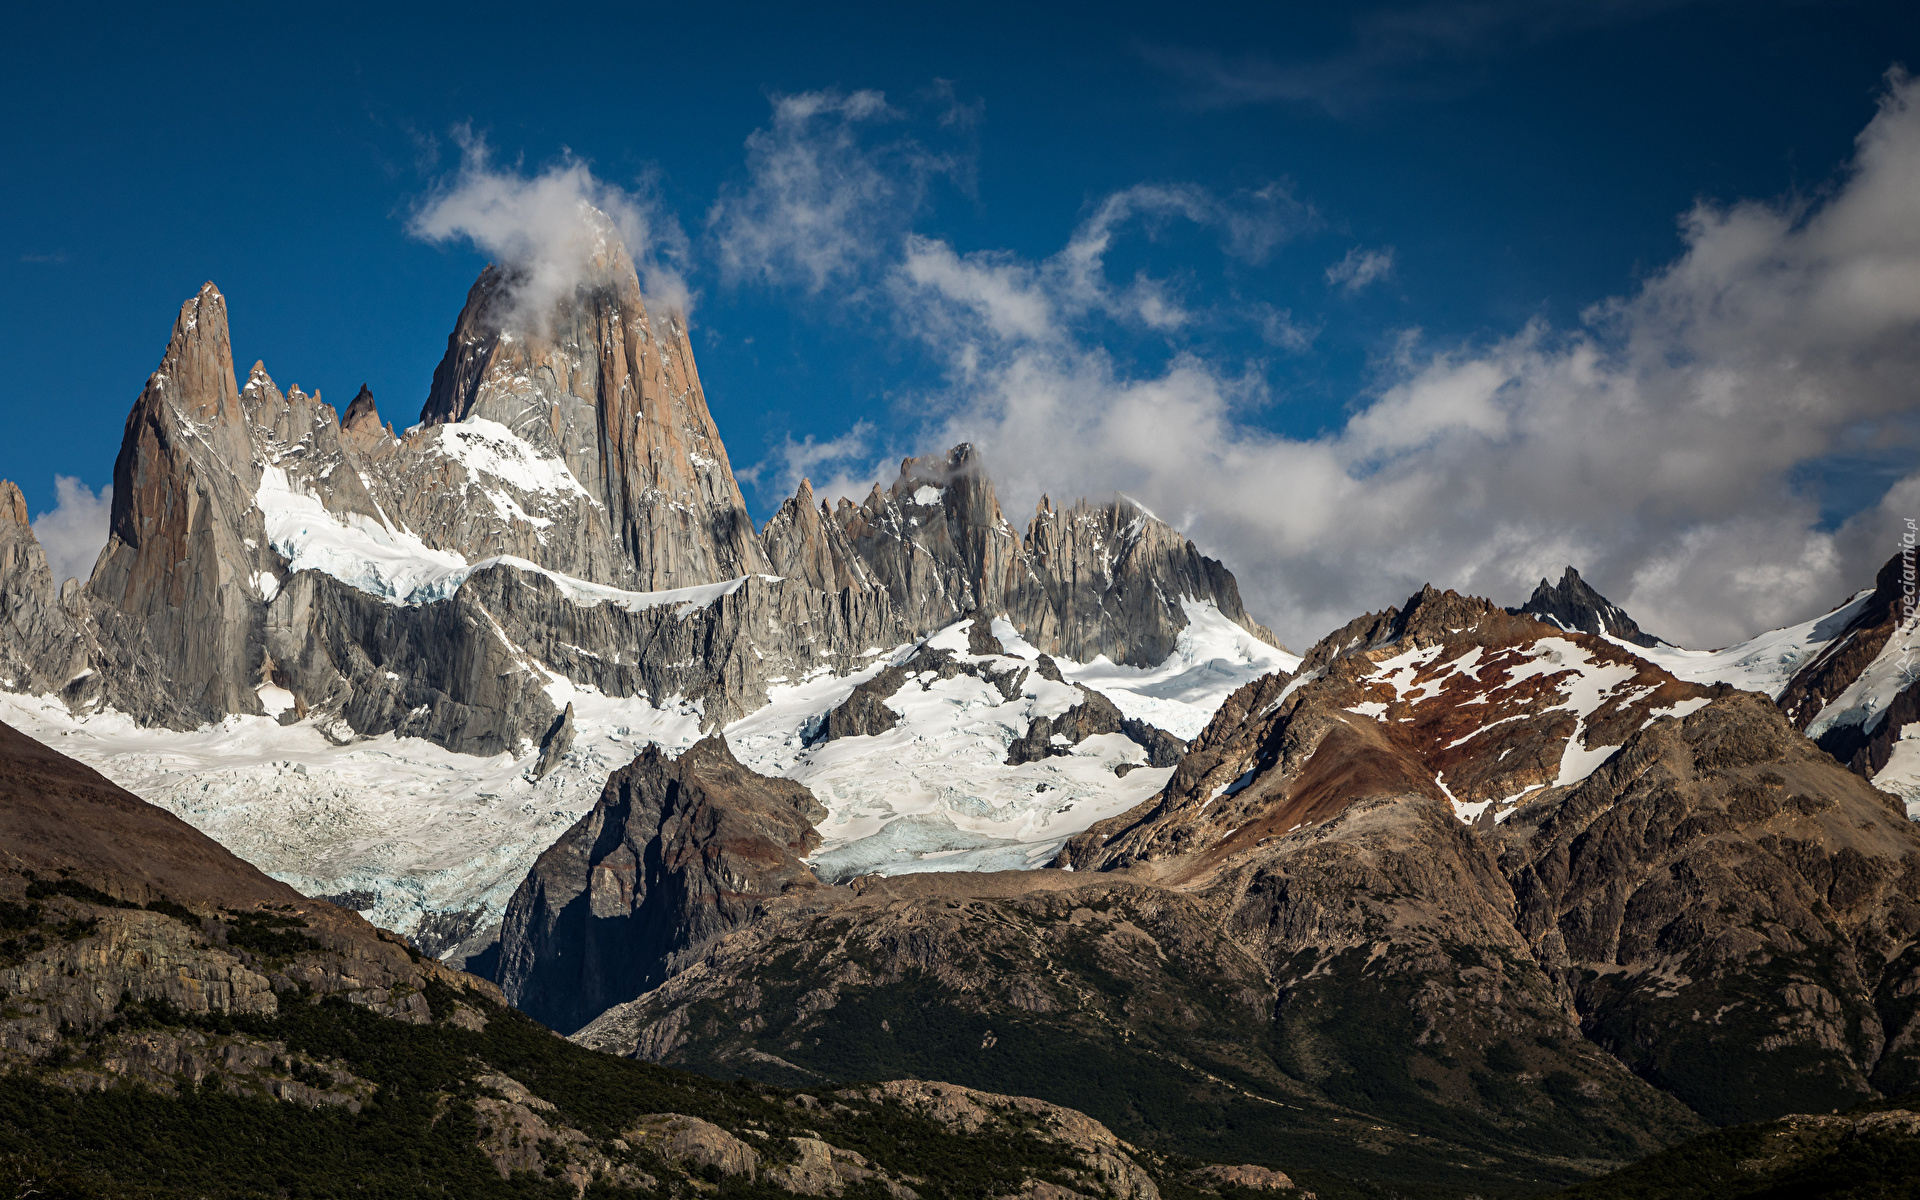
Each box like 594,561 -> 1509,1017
724,600 -> 1300,882
724,641 -> 1172,884
0,687 -> 704,947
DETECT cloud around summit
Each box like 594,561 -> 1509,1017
407,129 -> 692,322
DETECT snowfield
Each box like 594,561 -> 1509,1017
1613,589 -> 1873,698
1,599 -> 1294,953
0,688 -> 705,948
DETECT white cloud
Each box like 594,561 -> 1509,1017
408,129 -> 691,325
1326,245 -> 1395,292
707,89 -> 961,292
893,183 -> 1314,351
1254,303 -> 1318,351
834,69 -> 1920,650
31,476 -> 111,587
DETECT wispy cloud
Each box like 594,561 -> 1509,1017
706,88 -> 972,292
740,421 -> 881,504
1254,304 -> 1319,352
1326,245 -> 1395,293
19,252 -> 67,264
31,476 -> 111,586
408,128 -> 691,324
894,182 -> 1316,351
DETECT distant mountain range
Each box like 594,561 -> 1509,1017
4,215 -> 1920,1196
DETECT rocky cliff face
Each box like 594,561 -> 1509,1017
0,481 -> 89,700
496,737 -> 827,1033
416,220 -> 768,591
85,284 -> 276,728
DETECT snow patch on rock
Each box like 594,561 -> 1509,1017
1057,598 -> 1300,740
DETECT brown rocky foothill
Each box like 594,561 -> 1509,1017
496,735 -> 830,1033
560,581 -> 1920,1193
0,714 -> 497,1094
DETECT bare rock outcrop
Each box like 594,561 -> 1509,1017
496,736 -> 828,1033
473,1069 -> 656,1192
1510,565 -> 1663,647
624,1112 -> 760,1178
864,1080 -> 1158,1200
0,481 -> 89,699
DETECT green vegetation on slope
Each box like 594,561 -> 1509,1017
0,979 -> 1317,1200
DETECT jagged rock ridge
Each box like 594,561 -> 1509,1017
1511,565 -> 1662,647
813,445 -> 1279,669
0,247 -> 1277,762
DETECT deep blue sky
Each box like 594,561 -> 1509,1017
3,0 -> 1914,530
